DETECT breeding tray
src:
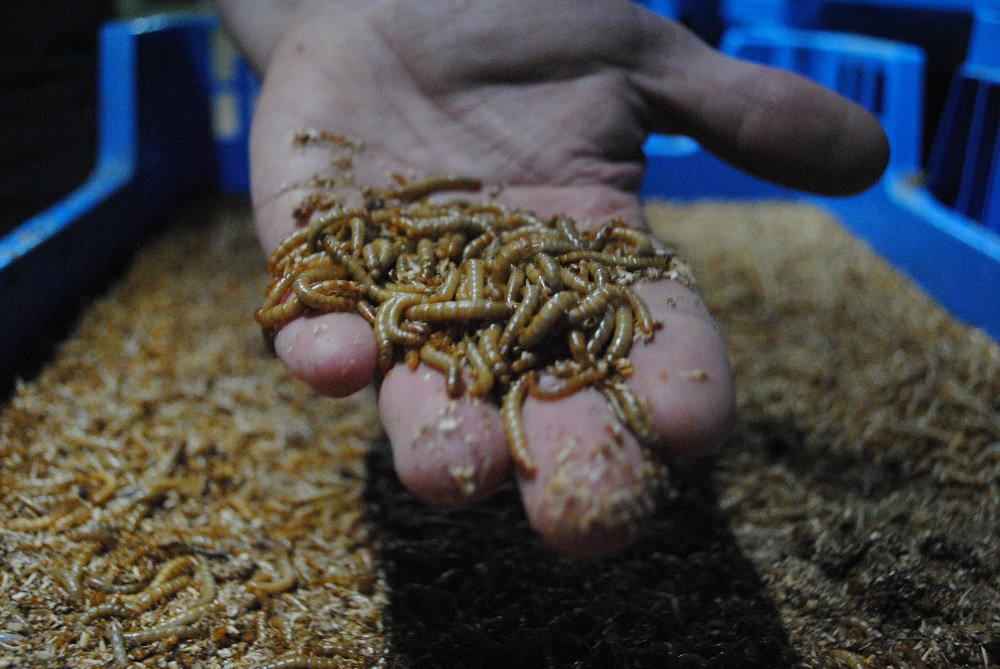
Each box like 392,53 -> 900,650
1,8 -> 998,388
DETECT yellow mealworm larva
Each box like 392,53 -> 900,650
464,337 -> 494,397
121,622 -> 200,645
555,215 -> 584,248
478,324 -> 505,375
323,237 -> 374,286
601,383 -> 660,450
65,539 -> 102,600
462,258 -> 485,302
518,290 -> 579,349
429,266 -> 461,303
603,303 -> 634,362
528,365 -> 607,401
419,343 -> 463,398
247,551 -> 295,596
356,299 -> 377,325
587,308 -> 617,358
406,300 -> 514,323
523,262 -> 553,294
566,285 -> 623,327
255,295 -> 306,331
124,574 -> 192,616
462,230 -> 495,260
534,252 -> 563,292
502,373 -> 537,475
267,226 -> 312,273
623,285 -> 660,338
88,467 -> 118,506
380,293 -> 427,347
608,223 -> 655,255
109,620 -> 127,667
499,283 -> 541,351
504,266 -> 526,304
559,266 -> 591,293
566,329 -> 590,365
384,175 -> 482,202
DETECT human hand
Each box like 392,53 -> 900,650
219,0 -> 888,556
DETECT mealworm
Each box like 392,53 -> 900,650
4,504 -> 92,533
559,266 -> 591,293
609,223 -> 655,255
534,252 -> 563,292
85,574 -> 151,596
383,175 -> 481,202
247,551 -> 296,596
566,285 -> 623,326
323,237 -> 374,285
406,300 -> 513,323
65,539 -> 102,600
267,227 -> 311,273
460,258 -> 485,302
124,573 -> 192,616
356,300 -> 377,324
380,293 -> 427,346
464,337 -> 494,397
419,343 -> 463,398
623,286 -> 661,338
567,330 -> 590,365
462,230 -> 494,260
88,467 -> 118,506
477,324 -> 505,375
499,284 -> 541,351
556,250 -> 672,271
601,383 -> 660,449
529,365 -> 607,401
254,295 -> 306,331
108,620 -> 127,667
504,266 -> 526,304
587,308 -> 617,358
502,373 -> 536,475
121,623 -> 199,645
603,303 -> 634,362
518,290 -> 579,349
555,215 -> 584,248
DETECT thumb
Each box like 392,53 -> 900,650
631,14 -> 890,196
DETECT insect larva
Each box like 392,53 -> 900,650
4,504 -> 92,533
382,293 -> 427,347
567,330 -> 590,365
534,253 -> 563,292
85,574 -> 151,595
124,573 -> 192,616
478,324 -> 505,375
416,238 -> 436,280
348,215 -> 367,255
461,230 -> 495,260
510,350 -> 541,374
254,295 -> 306,331
490,237 -> 534,283
504,266 -> 526,304
601,383 -> 660,450
384,175 -> 482,202
121,623 -> 199,645
528,365 -> 607,401
557,250 -> 673,272
623,286 -> 661,338
609,224 -> 654,255
108,620 -> 127,667
461,258 -> 485,302
356,300 -> 377,324
430,266 -> 461,303
81,596 -> 132,624
464,337 -> 494,397
603,303 -> 634,362
323,238 -> 374,285
254,654 -> 346,669
555,215 -> 584,248
88,467 -> 118,506
419,343 -> 463,398
566,285 -> 622,326
405,300 -> 513,323
247,551 -> 296,596
502,373 -> 536,475
559,267 -> 591,293
523,262 -> 552,294
584,221 -> 613,250
65,540 -> 102,600
293,281 -> 359,312
518,290 -> 579,349
267,227 -> 312,273
586,308 -> 617,358
500,284 -> 541,351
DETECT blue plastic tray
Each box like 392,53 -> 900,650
1,10 -> 998,388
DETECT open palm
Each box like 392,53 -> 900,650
222,0 -> 888,555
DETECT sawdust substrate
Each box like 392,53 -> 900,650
1,197 -> 998,668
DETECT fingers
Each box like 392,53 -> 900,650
273,313 -> 378,398
632,13 -> 890,195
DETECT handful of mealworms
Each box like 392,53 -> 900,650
255,175 -> 694,474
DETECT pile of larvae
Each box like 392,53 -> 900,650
256,176 -> 689,474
